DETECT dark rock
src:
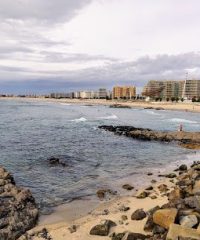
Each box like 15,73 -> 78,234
165,173 -> 177,178
96,189 -> 116,200
131,209 -> 146,220
0,166 -> 38,240
152,225 -> 166,234
112,233 -> 126,240
184,196 -> 200,209
119,205 -> 130,212
48,157 -> 67,167
90,220 -> 116,236
122,184 -> 134,191
145,186 -> 153,191
136,191 -> 149,199
179,164 -> 188,171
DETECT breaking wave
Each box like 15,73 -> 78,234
167,118 -> 198,124
99,114 -> 118,120
70,117 -> 87,122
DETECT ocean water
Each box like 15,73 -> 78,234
0,99 -> 199,213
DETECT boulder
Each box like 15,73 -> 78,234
158,184 -> 169,193
131,209 -> 146,220
165,173 -> 177,178
90,220 -> 116,236
112,233 -> 126,240
0,167 -> 38,240
179,164 -> 188,171
122,184 -> 134,191
136,191 -> 149,199
184,196 -> 200,209
153,208 -> 177,229
166,223 -> 200,240
179,215 -> 198,228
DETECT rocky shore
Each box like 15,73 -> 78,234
17,161 -> 200,240
99,125 -> 200,149
0,166 -> 38,240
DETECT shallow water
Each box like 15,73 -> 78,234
0,99 -> 199,213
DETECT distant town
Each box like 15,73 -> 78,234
1,79 -> 200,102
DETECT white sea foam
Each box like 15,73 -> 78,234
59,103 -> 71,106
145,110 -> 160,115
99,114 -> 118,120
70,117 -> 87,122
167,118 -> 198,124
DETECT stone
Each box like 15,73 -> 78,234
0,167 -> 38,240
68,225 -> 77,233
153,208 -> 177,229
179,164 -> 188,171
158,184 -> 169,193
179,215 -> 198,228
122,232 -> 147,240
90,220 -> 116,236
131,209 -> 146,220
96,189 -> 116,200
166,223 -> 200,240
48,157 -> 67,167
184,196 -> 200,209
144,206 -> 160,232
112,233 -> 126,240
147,172 -> 153,176
121,215 -> 128,221
150,195 -> 157,199
152,225 -> 166,234
145,186 -> 153,191
165,173 -> 177,178
122,184 -> 134,191
168,187 -> 184,202
192,180 -> 200,195
119,205 -> 130,212
136,191 -> 149,199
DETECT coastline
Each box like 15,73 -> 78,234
1,96 -> 200,113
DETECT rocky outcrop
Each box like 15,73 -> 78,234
0,166 -> 38,240
98,125 -> 200,147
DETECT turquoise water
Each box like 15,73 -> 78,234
0,99 -> 199,213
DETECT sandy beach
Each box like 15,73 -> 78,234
1,97 -> 200,113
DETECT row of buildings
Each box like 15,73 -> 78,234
48,80 -> 200,101
142,79 -> 200,100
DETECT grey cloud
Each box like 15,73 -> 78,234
1,52 -> 200,93
0,0 -> 92,23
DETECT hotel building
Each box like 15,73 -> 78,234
113,86 -> 136,99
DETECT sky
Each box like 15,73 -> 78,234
1,0 -> 200,94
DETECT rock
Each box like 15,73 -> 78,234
184,196 -> 200,209
152,225 -> 166,234
90,220 -> 116,236
147,172 -> 153,176
119,205 -> 130,212
158,184 -> 169,193
0,167 -> 38,240
179,164 -> 188,171
131,209 -> 146,220
145,186 -> 153,191
192,180 -> 200,195
121,215 -> 128,221
165,173 -> 177,178
136,191 -> 149,199
166,223 -> 200,240
48,156 -> 67,167
150,195 -> 157,199
153,208 -> 177,229
68,225 -> 77,233
151,179 -> 157,184
112,233 -> 126,240
144,206 -> 160,232
122,232 -> 147,240
96,189 -> 116,200
179,215 -> 198,228
168,187 -> 185,202
122,184 -> 134,191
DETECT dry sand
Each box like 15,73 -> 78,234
1,97 -> 200,113
22,179 -> 174,240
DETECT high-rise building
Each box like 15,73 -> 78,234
142,80 -> 184,99
113,86 -> 136,99
98,88 -> 107,99
183,80 -> 200,99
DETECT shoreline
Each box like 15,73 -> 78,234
1,96 -> 200,113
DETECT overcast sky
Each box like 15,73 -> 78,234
1,0 -> 200,93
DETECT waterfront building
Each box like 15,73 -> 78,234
183,80 -> 200,99
98,88 -> 107,99
112,86 -> 136,99
142,80 -> 185,100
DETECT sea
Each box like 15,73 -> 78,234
0,99 -> 199,214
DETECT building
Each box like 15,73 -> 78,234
183,80 -> 200,99
113,86 -> 136,99
98,88 -> 107,99
142,80 -> 184,100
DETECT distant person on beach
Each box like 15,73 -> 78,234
178,124 -> 183,131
